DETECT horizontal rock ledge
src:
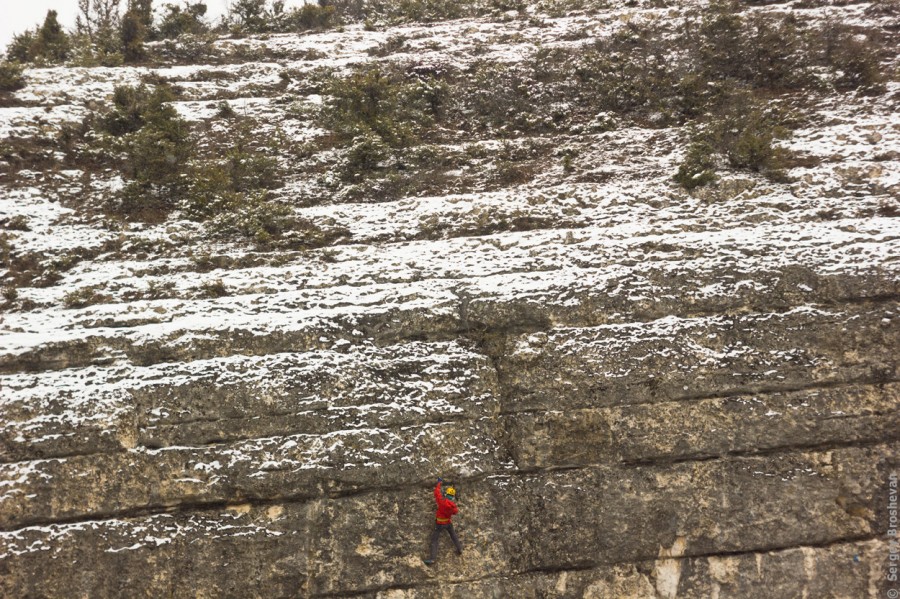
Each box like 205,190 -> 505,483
1,443 -> 894,597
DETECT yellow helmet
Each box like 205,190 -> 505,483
445,486 -> 456,498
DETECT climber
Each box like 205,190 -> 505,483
423,477 -> 462,566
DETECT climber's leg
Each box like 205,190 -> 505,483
447,523 -> 462,554
425,525 -> 442,564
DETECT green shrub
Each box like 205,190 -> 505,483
825,27 -> 885,92
674,141 -> 718,189
63,286 -> 110,309
689,93 -> 794,180
228,0 -> 269,33
223,130 -> 283,192
97,84 -> 194,218
6,31 -> 37,63
71,0 -> 126,67
340,134 -> 390,180
0,62 -> 26,93
121,8 -> 147,63
459,61 -> 546,133
153,33 -> 217,63
119,119 -> 193,185
100,84 -> 178,136
184,120 -> 281,207
574,24 -> 680,123
203,192 -> 336,249
320,66 -> 444,147
70,46 -> 125,68
390,0 -> 465,22
4,10 -> 70,65
289,3 -> 337,30
181,119 -> 285,236
495,159 -> 534,185
491,142 -> 537,185
711,103 -> 783,172
696,1 -> 747,81
158,2 -> 209,39
216,101 -> 237,119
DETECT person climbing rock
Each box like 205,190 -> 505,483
423,477 -> 462,566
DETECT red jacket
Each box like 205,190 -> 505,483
434,482 -> 458,524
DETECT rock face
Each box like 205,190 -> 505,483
1,0 -> 899,597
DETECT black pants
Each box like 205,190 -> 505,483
428,523 -> 462,560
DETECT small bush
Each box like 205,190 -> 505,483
686,93 -> 794,182
216,101 -> 237,119
491,142 -> 537,185
826,28 -> 885,92
742,13 -> 811,89
459,61 -> 545,133
0,62 -> 26,93
227,0 -> 269,33
675,141 -> 718,189
574,25 -> 680,124
205,192 -> 312,248
200,279 -> 229,298
495,160 -> 534,185
100,84 -> 177,136
153,33 -> 217,63
182,119 -> 283,219
709,102 -> 786,172
289,3 -> 337,30
385,0 -> 466,23
2,215 -> 30,231
120,109 -> 192,183
63,286 -> 110,309
696,1 -> 747,81
35,10 -> 71,63
6,31 -> 37,63
226,145 -> 282,193
340,134 -> 390,180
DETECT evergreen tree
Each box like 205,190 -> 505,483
158,2 -> 208,39
697,1 -> 747,81
6,30 -> 37,63
121,8 -> 146,62
35,10 -> 71,62
230,0 -> 268,33
132,0 -> 154,31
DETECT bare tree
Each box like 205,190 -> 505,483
76,0 -> 123,42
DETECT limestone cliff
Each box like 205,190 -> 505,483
1,0 -> 898,597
